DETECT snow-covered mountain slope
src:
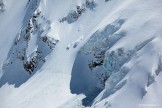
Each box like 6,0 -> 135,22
0,0 -> 162,108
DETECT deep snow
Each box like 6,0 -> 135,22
0,0 -> 162,108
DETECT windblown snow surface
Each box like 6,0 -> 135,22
0,0 -> 162,108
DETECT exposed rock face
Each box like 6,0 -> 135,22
0,5 -> 59,87
59,5 -> 86,23
11,9 -> 59,74
70,19 -> 126,107
59,0 -> 97,23
80,19 -> 125,71
88,51 -> 105,71
105,0 -> 111,2
41,36 -> 59,50
0,0 -> 5,12
24,53 -> 38,74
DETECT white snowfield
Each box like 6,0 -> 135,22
0,0 -> 162,108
